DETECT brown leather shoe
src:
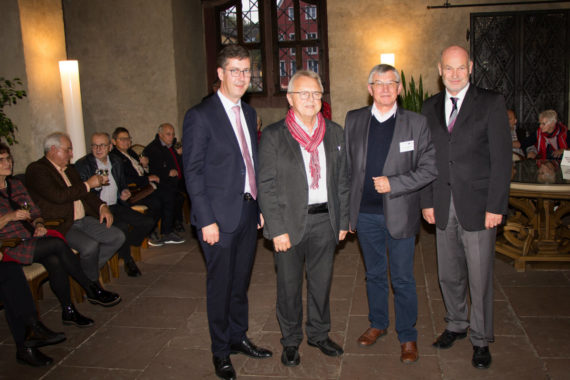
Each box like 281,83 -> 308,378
357,327 -> 387,346
400,341 -> 419,363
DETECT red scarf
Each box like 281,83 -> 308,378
285,109 -> 326,189
536,122 -> 568,160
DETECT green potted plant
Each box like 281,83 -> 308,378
0,77 -> 27,145
398,71 -> 429,113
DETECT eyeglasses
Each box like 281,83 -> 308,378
116,137 -> 132,142
0,156 -> 13,164
91,144 -> 109,150
225,68 -> 252,77
370,80 -> 400,87
289,91 -> 323,100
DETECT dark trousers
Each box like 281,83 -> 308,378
155,186 -> 178,235
110,203 -> 155,260
199,199 -> 258,358
274,213 -> 336,347
33,237 -> 93,307
0,262 -> 37,347
436,196 -> 496,347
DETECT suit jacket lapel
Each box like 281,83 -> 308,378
383,109 -> 407,173
356,107 -> 373,171
452,85 -> 476,133
434,92 -> 447,133
210,95 -> 243,156
282,121 -> 307,182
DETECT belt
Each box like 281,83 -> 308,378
307,202 -> 328,214
243,192 -> 254,201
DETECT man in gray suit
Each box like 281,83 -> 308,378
421,45 -> 511,369
258,70 -> 350,367
345,64 -> 437,363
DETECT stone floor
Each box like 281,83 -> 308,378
1,223 -> 570,380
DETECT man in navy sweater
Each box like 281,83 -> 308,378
345,64 -> 437,364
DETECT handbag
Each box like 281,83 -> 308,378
128,184 -> 155,204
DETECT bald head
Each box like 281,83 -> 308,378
438,45 -> 473,96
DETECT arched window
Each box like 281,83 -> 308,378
204,0 -> 329,108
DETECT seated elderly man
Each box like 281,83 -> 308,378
143,123 -> 186,244
109,127 -> 163,243
75,132 -> 155,277
526,110 -> 568,160
25,132 -> 125,287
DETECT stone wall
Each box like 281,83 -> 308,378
0,0 -> 67,172
326,0 -> 568,125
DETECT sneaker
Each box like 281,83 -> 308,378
148,237 -> 164,247
164,232 -> 186,244
174,221 -> 185,233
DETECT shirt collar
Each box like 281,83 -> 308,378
371,102 -> 398,123
445,82 -> 470,103
47,157 -> 67,173
294,113 -> 319,136
217,89 -> 241,111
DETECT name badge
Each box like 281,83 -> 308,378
399,140 -> 414,152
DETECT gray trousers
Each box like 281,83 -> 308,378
65,216 -> 126,281
436,198 -> 496,347
274,213 -> 336,347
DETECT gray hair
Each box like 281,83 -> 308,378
91,132 -> 111,143
43,132 -> 70,154
539,109 -> 558,123
158,123 -> 174,133
287,70 -> 324,93
367,64 -> 400,84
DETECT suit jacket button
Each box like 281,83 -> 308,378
449,161 -> 454,165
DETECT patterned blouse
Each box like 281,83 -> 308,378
0,178 -> 41,264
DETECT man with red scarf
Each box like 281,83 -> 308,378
526,109 -> 568,160
258,70 -> 350,367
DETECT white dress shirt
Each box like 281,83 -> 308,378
445,83 -> 470,125
217,90 -> 255,195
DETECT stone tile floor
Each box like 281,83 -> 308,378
1,224 -> 569,380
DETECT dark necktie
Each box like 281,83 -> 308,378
232,106 -> 257,199
448,97 -> 458,132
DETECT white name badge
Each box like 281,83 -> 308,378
561,150 -> 570,166
400,140 -> 414,152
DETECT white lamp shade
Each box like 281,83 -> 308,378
59,60 -> 86,161
380,53 -> 395,66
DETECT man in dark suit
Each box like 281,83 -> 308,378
420,45 -> 511,369
144,123 -> 186,244
345,64 -> 437,364
258,70 -> 350,367
25,132 -> 125,289
183,45 -> 271,380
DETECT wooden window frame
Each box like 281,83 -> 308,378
203,0 -> 330,108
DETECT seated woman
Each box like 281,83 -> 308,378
526,109 -> 568,160
0,143 -> 120,329
0,261 -> 65,366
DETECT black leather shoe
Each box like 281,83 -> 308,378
212,355 -> 236,380
281,346 -> 300,366
86,282 -> 121,307
230,337 -> 272,358
124,258 -> 142,277
308,337 -> 344,357
472,346 -> 492,369
62,304 -> 94,327
24,321 -> 66,348
432,329 -> 467,349
17,347 -> 53,367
